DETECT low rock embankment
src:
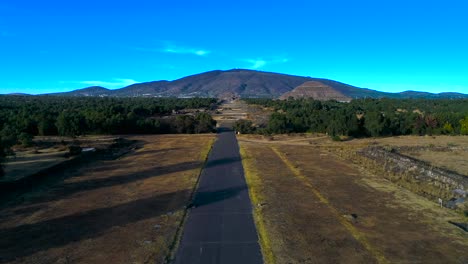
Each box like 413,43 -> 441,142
358,147 -> 467,210
0,138 -> 138,194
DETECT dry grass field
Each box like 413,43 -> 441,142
0,134 -> 214,264
2,149 -> 68,182
241,134 -> 468,175
354,135 -> 468,148
239,135 -> 468,264
1,135 -> 119,182
399,148 -> 468,176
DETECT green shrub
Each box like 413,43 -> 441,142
442,122 -> 454,134
383,145 -> 395,152
68,145 -> 82,156
0,140 -> 5,177
234,120 -> 255,134
18,132 -> 33,147
460,116 -> 468,135
0,159 -> 3,177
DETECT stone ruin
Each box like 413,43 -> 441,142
359,147 -> 468,211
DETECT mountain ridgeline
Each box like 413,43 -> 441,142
51,69 -> 468,100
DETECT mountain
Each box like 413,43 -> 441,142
46,69 -> 468,99
7,93 -> 32,96
57,86 -> 111,97
398,91 -> 468,99
116,69 -> 312,98
53,70 -> 312,98
111,81 -> 169,97
279,81 -> 352,101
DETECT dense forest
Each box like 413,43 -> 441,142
239,98 -> 468,137
0,96 -> 218,175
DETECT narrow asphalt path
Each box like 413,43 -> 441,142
174,127 -> 263,264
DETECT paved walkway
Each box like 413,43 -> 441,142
174,128 -> 263,264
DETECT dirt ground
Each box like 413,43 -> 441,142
2,135 -> 119,182
400,148 -> 468,176
2,150 -> 68,182
0,134 -> 214,264
240,134 -> 468,175
349,135 -> 468,174
239,135 -> 468,264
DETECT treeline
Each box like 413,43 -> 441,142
0,95 -> 217,162
240,98 -> 468,137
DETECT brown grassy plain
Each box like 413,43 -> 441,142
239,135 -> 468,264
0,134 -> 214,264
1,135 -> 119,182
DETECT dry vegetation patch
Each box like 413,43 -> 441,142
400,148 -> 468,176
346,135 -> 468,148
239,135 -> 468,264
240,142 -> 377,264
1,135 -> 119,182
0,134 -> 214,264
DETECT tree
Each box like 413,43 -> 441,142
394,113 -> 414,135
326,110 -> 350,136
242,98 -> 468,137
364,112 -> 386,137
174,115 -> 196,133
195,112 -> 216,133
424,115 -> 438,136
234,120 -> 254,134
0,126 -> 16,176
18,132 -> 33,147
38,116 -> 58,136
135,118 -> 161,134
55,111 -> 86,137
327,109 -> 359,136
0,96 -> 218,136
0,125 -> 17,150
460,116 -> 468,135
267,112 -> 291,134
0,139 -> 5,177
442,122 -> 454,135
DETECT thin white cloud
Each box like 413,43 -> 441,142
79,78 -> 139,88
246,59 -> 267,69
133,41 -> 211,56
163,46 -> 210,56
243,57 -> 289,69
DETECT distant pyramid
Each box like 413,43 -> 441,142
280,81 -> 352,101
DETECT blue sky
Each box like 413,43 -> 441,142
0,0 -> 467,94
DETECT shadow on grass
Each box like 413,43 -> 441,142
0,159 -> 205,216
0,139 -> 143,198
0,133 -> 246,262
129,148 -> 184,158
9,155 -> 241,209
0,185 -> 246,263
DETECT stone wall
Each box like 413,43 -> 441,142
359,147 -> 468,206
